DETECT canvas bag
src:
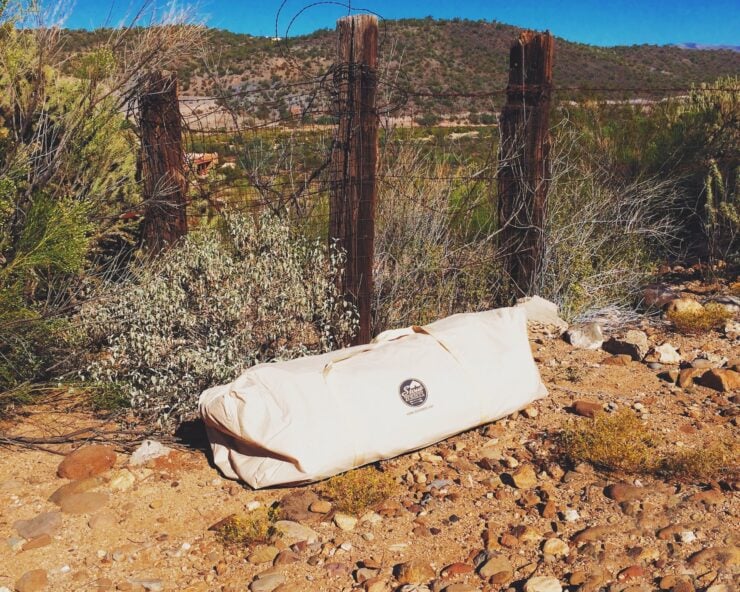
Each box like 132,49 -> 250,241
199,306 -> 546,489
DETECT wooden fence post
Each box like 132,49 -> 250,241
497,31 -> 554,298
140,71 -> 188,252
330,15 -> 379,345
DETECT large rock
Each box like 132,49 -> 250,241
57,445 -> 116,479
279,490 -> 319,523
395,560 -> 435,585
516,296 -> 568,332
698,369 -> 740,392
602,330 -> 649,361
564,323 -> 604,349
572,400 -> 603,418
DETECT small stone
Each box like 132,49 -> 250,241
563,509 -> 580,522
653,343 -> 681,365
333,513 -> 357,531
444,585 -> 479,592
573,525 -> 610,544
698,369 -> 740,392
57,445 -> 116,479
309,500 -> 331,514
602,354 -> 633,366
617,566 -> 645,582
572,400 -> 603,418
478,555 -> 513,578
131,579 -> 164,592
21,534 -> 52,551
680,531 -> 697,544
602,330 -> 649,361
246,500 -> 262,511
604,483 -> 645,503
524,576 -> 562,592
565,323 -> 604,349
511,464 -> 537,489
249,545 -> 279,564
440,563 -> 474,578
273,520 -> 319,543
395,560 -> 435,585
249,573 -> 285,592
542,538 -> 569,557
15,570 -> 48,592
13,512 -> 62,540
129,440 -> 173,466
679,368 -> 705,388
60,491 -> 109,514
49,476 -> 106,505
108,469 -> 136,492
521,406 -> 538,419
89,510 -> 116,530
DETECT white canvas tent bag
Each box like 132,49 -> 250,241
199,307 -> 546,489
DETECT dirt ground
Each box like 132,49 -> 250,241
0,305 -> 738,592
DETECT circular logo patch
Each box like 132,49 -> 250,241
399,379 -> 428,407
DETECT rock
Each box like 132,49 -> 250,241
21,534 -> 52,551
602,330 -> 649,361
688,546 -> 740,568
249,573 -> 286,592
666,298 -> 704,316
273,520 -> 319,543
478,555 -> 513,578
697,369 -> 740,392
511,464 -> 537,489
724,320 -> 740,340
440,563 -> 474,579
563,509 -> 580,522
642,284 -> 678,309
273,550 -> 299,566
602,354 -> 633,366
524,576 -> 562,592
249,545 -> 279,564
652,343 -> 681,365
658,370 -> 679,384
130,580 -> 163,592
108,469 -> 136,492
604,483 -> 645,503
57,445 -> 116,479
13,512 -> 62,540
572,400 -> 603,418
129,440 -> 173,466
678,368 -> 705,388
516,296 -> 568,332
542,538 -> 569,557
59,492 -> 109,514
333,512 -> 357,531
309,500 -> 331,514
573,525 -> 610,544
15,570 -> 48,592
48,476 -> 105,505
617,566 -> 645,582
279,490 -> 319,523
395,560 -> 435,585
565,323 -> 604,349
444,585 -> 479,592
364,578 -> 389,592
88,509 -> 117,531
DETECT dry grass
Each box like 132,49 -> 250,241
560,411 -> 738,483
559,409 -> 659,474
214,506 -> 280,547
658,442 -> 739,483
318,466 -> 399,515
666,302 -> 732,334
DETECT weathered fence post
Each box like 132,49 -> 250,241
140,71 -> 188,252
331,14 -> 379,345
497,31 -> 554,298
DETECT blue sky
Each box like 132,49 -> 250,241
60,0 -> 740,47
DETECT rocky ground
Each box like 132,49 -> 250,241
0,288 -> 738,592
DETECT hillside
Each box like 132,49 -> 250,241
61,18 -> 740,116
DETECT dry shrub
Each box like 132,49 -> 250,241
214,506 -> 280,548
318,466 -> 398,515
666,302 -> 732,334
560,409 -> 658,474
658,442 -> 739,483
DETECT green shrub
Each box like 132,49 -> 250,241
79,212 -> 357,426
318,466 -> 398,515
666,302 -> 732,334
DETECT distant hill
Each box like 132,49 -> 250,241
61,18 -> 740,117
673,43 -> 740,52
